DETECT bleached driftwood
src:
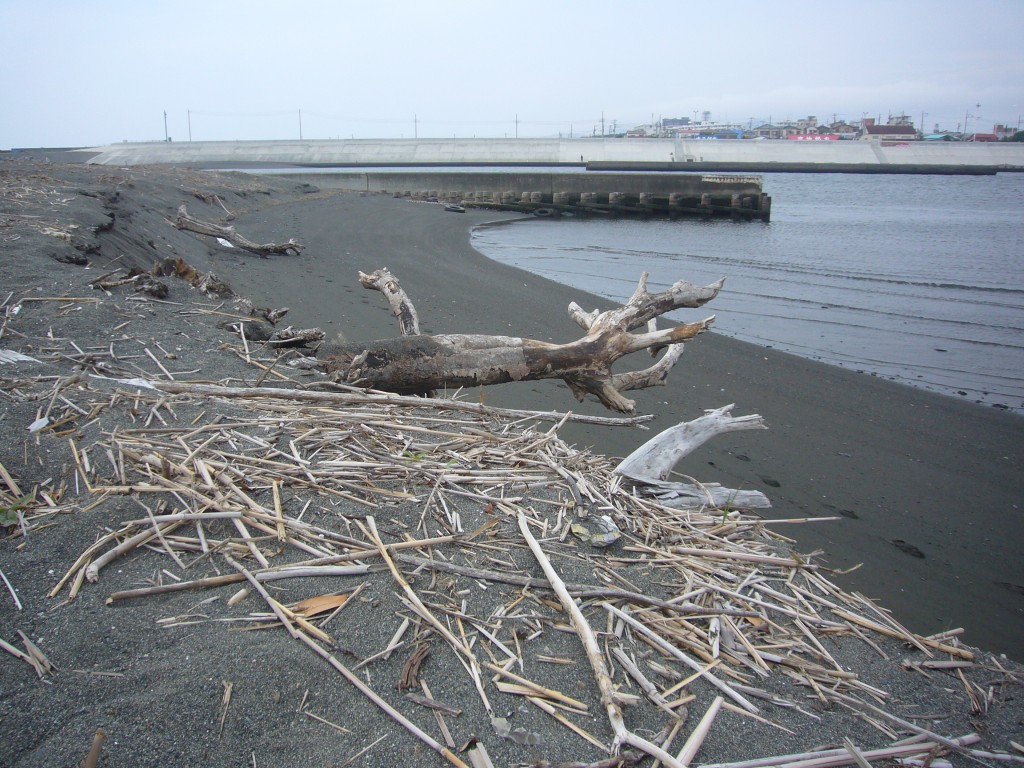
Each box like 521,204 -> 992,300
172,205 -> 304,257
615,404 -> 770,510
324,272 -> 720,413
359,267 -> 421,336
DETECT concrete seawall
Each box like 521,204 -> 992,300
79,137 -> 1024,173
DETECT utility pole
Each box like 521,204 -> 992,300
188,110 -> 192,142
601,112 -> 605,137
163,110 -> 168,142
299,109 -> 303,140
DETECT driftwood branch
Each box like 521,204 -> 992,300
323,272 -> 721,413
615,404 -> 771,509
359,268 -> 421,336
172,205 -> 304,256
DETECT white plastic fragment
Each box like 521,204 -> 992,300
0,350 -> 39,365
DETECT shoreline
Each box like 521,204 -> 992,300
235,191 -> 1024,657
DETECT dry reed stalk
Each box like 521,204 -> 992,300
676,695 -> 723,765
485,662 -> 589,711
151,380 -> 654,426
526,696 -> 609,753
831,608 -> 974,660
227,550 -> 469,766
420,679 -> 456,749
604,603 -> 759,714
518,512 -> 684,767
81,728 -> 106,768
701,735 -> 980,768
39,372 -> 1011,765
362,516 -> 494,716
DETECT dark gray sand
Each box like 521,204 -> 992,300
1,160 -> 1022,767
232,187 -> 1024,659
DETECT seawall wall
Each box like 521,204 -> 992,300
78,137 -> 1024,172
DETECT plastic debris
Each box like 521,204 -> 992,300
570,514 -> 621,548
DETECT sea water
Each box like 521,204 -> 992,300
471,172 -> 1024,414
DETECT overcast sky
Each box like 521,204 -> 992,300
2,0 -> 1021,149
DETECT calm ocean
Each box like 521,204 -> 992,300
471,172 -> 1024,414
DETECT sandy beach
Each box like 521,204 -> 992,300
1,158 -> 1022,767
230,184 -> 1024,658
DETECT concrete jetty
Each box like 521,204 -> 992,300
287,169 -> 771,221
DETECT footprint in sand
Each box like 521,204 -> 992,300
994,581 -> 1024,596
892,540 -> 926,558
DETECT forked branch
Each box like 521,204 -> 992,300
328,271 -> 723,413
172,205 -> 304,257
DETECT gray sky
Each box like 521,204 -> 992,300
2,0 -> 1021,149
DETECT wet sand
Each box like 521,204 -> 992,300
231,191 -> 1024,659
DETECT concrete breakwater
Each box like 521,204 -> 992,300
287,170 -> 771,221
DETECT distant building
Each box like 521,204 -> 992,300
994,124 -> 1019,140
861,124 -> 919,141
752,123 -> 781,139
829,121 -> 860,139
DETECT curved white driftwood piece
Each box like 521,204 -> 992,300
615,404 -> 768,483
359,267 -> 421,336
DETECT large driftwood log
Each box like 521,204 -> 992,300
615,404 -> 771,509
325,272 -> 721,413
172,205 -> 304,257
